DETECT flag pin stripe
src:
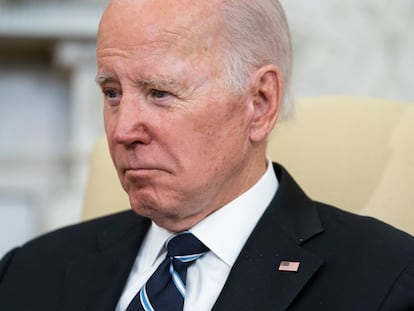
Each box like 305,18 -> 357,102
278,261 -> 300,272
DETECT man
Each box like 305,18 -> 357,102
0,0 -> 413,310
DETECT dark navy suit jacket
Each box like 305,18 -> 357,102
0,163 -> 413,310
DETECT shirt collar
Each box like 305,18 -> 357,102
190,159 -> 278,266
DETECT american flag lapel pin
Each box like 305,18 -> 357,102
278,260 -> 300,272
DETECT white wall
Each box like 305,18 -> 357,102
280,0 -> 414,102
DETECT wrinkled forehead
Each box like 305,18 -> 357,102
97,0 -> 224,54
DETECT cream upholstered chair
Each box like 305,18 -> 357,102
83,136 -> 130,220
82,96 -> 414,235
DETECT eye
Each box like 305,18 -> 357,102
150,89 -> 171,99
103,88 -> 122,106
105,89 -> 120,98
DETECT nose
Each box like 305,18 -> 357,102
107,94 -> 152,147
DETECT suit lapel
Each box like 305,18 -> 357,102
61,211 -> 151,311
213,163 -> 325,311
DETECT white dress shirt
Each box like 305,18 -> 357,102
115,159 -> 278,311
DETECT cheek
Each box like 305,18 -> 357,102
185,105 -> 249,169
197,102 -> 249,146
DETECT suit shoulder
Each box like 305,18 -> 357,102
0,249 -> 17,283
315,202 -> 414,255
0,210 -> 149,309
17,210 -> 143,256
0,210 -> 148,283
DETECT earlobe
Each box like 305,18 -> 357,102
248,65 -> 282,143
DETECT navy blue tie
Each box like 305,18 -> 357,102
126,231 -> 209,311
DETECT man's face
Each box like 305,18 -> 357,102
96,0 -> 264,231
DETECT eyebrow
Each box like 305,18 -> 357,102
95,74 -> 118,85
141,77 -> 193,99
95,74 -> 178,86
95,74 -> 189,95
140,77 -> 180,89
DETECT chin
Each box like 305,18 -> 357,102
129,194 -> 171,220
129,195 -> 158,217
129,196 -> 196,231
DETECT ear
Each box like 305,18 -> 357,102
248,64 -> 283,143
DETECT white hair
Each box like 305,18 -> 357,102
219,0 -> 293,119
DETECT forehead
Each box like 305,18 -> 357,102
97,0 -> 223,56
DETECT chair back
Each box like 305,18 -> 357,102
83,96 -> 414,235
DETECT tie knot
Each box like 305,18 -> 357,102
166,231 -> 209,260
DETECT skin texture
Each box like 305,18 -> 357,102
96,0 -> 282,232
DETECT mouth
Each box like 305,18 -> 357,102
124,167 -> 159,173
122,166 -> 170,177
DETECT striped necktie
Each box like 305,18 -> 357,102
126,231 -> 209,311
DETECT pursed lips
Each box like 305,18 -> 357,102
122,166 -> 171,176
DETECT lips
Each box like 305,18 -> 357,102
122,166 -> 171,178
117,158 -> 173,178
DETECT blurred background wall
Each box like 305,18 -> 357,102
0,0 -> 413,257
